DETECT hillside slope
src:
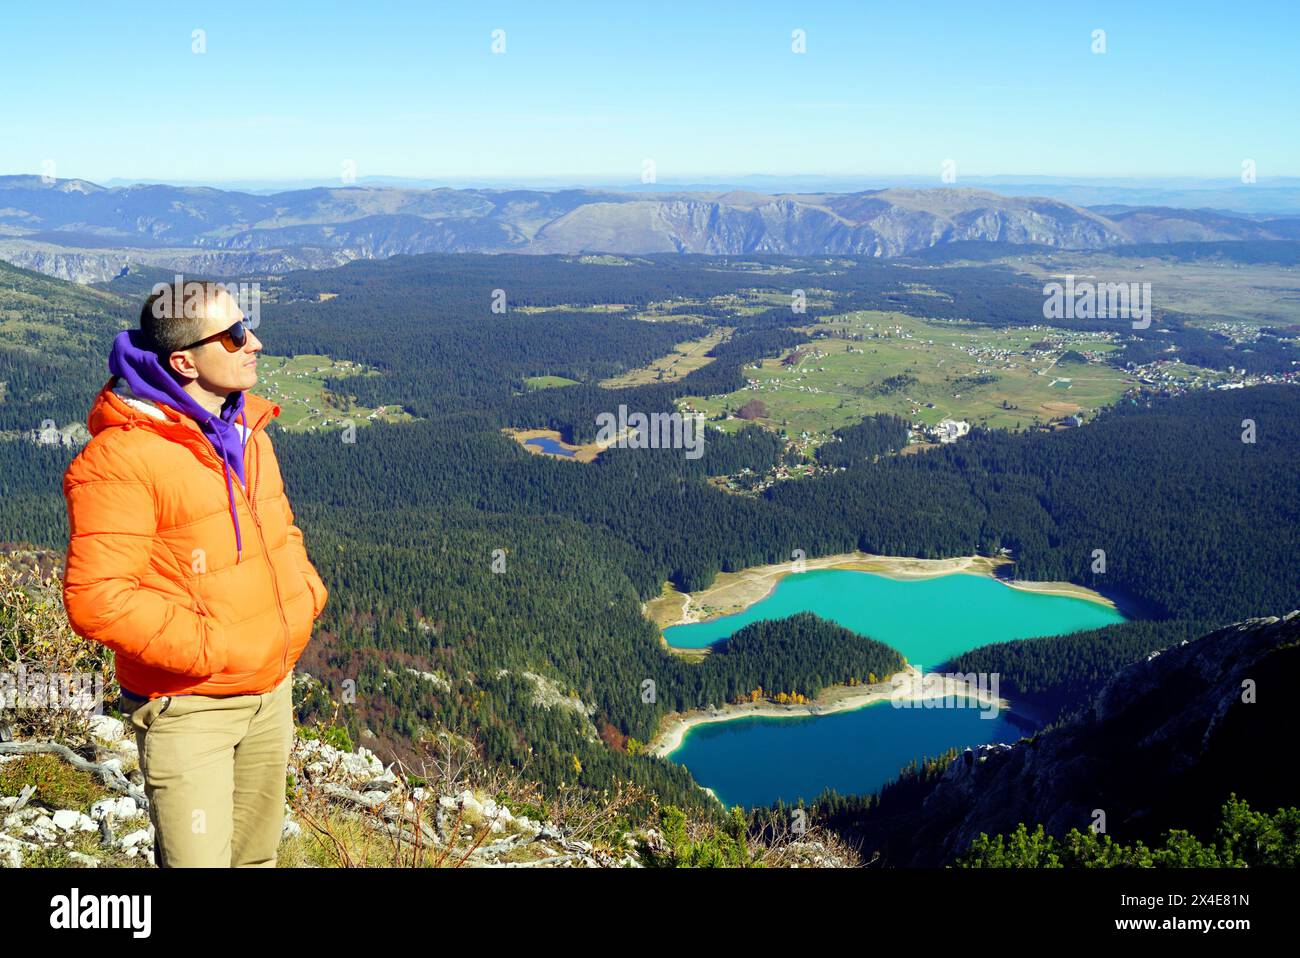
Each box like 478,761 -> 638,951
835,612 -> 1299,866
0,550 -> 853,868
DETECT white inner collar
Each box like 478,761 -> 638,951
112,378 -> 251,443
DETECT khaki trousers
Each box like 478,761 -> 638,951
121,672 -> 294,868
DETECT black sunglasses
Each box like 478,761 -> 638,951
178,319 -> 251,353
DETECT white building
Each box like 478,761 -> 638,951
931,419 -> 970,444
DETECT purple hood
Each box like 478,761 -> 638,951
108,329 -> 250,559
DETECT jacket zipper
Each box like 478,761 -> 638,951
215,408 -> 293,681
249,432 -> 292,678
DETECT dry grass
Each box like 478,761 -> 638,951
0,553 -> 114,745
280,722 -> 646,868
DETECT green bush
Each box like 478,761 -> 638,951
957,795 -> 1300,868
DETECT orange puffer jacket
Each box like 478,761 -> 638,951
62,377 -> 328,699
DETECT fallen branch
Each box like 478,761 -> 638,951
0,740 -> 146,806
318,782 -> 441,847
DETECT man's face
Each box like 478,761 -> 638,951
168,290 -> 262,393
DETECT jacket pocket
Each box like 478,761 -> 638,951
189,596 -> 230,676
305,572 -> 327,620
277,586 -> 316,674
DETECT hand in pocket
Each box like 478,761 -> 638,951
123,692 -> 173,734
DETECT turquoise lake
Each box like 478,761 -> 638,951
663,569 -> 1126,808
663,569 -> 1125,666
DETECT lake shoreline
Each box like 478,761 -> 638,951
647,666 -> 1012,760
643,551 -> 1119,634
642,551 -> 1118,763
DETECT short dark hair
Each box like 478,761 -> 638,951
139,279 -> 230,354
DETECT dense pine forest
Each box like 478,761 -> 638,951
2,252 -> 1297,821
944,618 -> 1215,723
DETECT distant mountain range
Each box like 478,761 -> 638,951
3,175 -> 1299,283
95,174 -> 1300,215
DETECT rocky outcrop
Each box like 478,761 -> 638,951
0,240 -> 362,285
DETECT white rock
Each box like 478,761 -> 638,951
52,809 -> 85,831
89,714 -> 130,744
90,796 -> 138,822
456,790 -> 484,821
4,808 -> 43,829
118,828 -> 152,848
26,816 -> 60,842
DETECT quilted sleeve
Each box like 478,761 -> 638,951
62,457 -> 228,677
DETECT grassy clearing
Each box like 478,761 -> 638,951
1009,254 -> 1300,328
513,303 -> 638,315
599,327 -> 732,388
256,353 -> 416,432
524,375 -> 581,390
682,309 -> 1134,437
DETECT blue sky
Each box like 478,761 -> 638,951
2,1 -> 1296,185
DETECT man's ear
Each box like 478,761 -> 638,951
167,350 -> 199,381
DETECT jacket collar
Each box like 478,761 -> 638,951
109,378 -> 257,444
89,376 -> 279,463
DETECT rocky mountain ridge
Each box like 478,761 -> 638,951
3,176 -> 1298,282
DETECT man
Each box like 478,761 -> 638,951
62,279 -> 328,867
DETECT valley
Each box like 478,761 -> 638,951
1,245 -> 1296,870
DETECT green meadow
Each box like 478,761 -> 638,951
256,354 -> 415,432
682,310 -> 1134,438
